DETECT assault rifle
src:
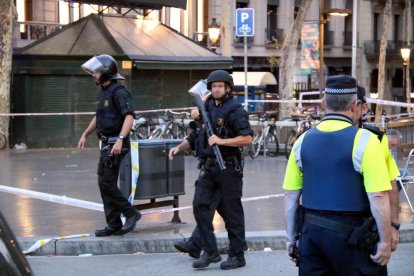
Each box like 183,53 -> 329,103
194,94 -> 226,171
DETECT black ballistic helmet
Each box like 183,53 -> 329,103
206,70 -> 234,90
81,54 -> 125,84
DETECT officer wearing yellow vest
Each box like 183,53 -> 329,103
355,86 -> 401,276
355,85 -> 401,254
283,75 -> 392,275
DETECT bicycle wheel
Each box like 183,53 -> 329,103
150,128 -> 162,139
285,130 -> 296,159
249,135 -> 261,159
0,131 -> 6,150
136,124 -> 151,139
175,126 -> 186,139
169,124 -> 186,139
265,131 -> 279,157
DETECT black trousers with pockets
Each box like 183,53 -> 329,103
192,162 -> 245,256
97,147 -> 135,229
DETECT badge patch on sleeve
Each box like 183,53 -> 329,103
217,118 -> 225,126
104,100 -> 109,107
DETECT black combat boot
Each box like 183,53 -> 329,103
95,227 -> 123,237
174,239 -> 201,259
192,251 -> 222,269
121,210 -> 142,234
220,255 -> 246,270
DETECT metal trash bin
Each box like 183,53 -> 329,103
119,139 -> 185,200
165,139 -> 185,195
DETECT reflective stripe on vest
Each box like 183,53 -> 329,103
353,129 -> 371,173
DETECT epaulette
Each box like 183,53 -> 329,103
362,123 -> 385,142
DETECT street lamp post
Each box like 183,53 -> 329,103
401,46 -> 411,104
319,0 -> 325,99
208,18 -> 220,52
318,2 -> 351,98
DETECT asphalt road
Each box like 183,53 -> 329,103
28,243 -> 414,276
1,148 -> 413,240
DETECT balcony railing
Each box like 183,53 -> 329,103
364,40 -> 414,61
17,21 -> 63,41
265,28 -> 284,49
324,30 -> 334,48
343,31 -> 352,47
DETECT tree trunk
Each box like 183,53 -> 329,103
375,0 -> 392,122
278,0 -> 312,119
0,0 -> 17,148
220,0 -> 232,57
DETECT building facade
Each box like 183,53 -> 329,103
13,0 -> 414,107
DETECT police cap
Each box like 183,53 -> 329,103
324,75 -> 358,95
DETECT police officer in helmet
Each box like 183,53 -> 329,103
78,54 -> 141,237
170,70 -> 253,270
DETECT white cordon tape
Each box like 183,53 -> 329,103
366,98 -> 414,108
0,184 -> 285,253
0,185 -> 104,211
0,107 -> 194,117
0,98 -> 413,117
246,98 -> 414,108
0,184 -> 285,214
22,234 -> 92,255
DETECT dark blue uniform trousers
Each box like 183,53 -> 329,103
299,217 -> 383,276
192,162 -> 245,257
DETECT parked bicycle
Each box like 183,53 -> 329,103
149,110 -> 189,139
164,110 -> 190,139
284,113 -> 321,159
130,114 -> 154,139
250,113 -> 279,159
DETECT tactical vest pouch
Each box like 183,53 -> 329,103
347,217 -> 379,252
99,112 -> 120,134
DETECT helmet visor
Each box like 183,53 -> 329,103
81,56 -> 105,75
188,79 -> 211,98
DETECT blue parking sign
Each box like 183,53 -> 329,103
236,8 -> 254,37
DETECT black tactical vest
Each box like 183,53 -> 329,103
96,82 -> 125,135
205,96 -> 242,157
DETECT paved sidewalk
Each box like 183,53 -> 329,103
0,148 -> 413,255
27,243 -> 414,276
18,225 -> 414,256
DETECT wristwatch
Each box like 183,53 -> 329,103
118,135 -> 125,141
391,222 -> 400,230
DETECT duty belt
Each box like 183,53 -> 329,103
205,156 -> 239,166
304,213 -> 355,235
98,133 -> 118,144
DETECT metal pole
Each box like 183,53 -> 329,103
407,57 -> 411,104
319,0 -> 324,98
244,36 -> 248,111
403,62 -> 406,104
351,0 -> 357,78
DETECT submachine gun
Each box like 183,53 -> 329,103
189,80 -> 226,171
